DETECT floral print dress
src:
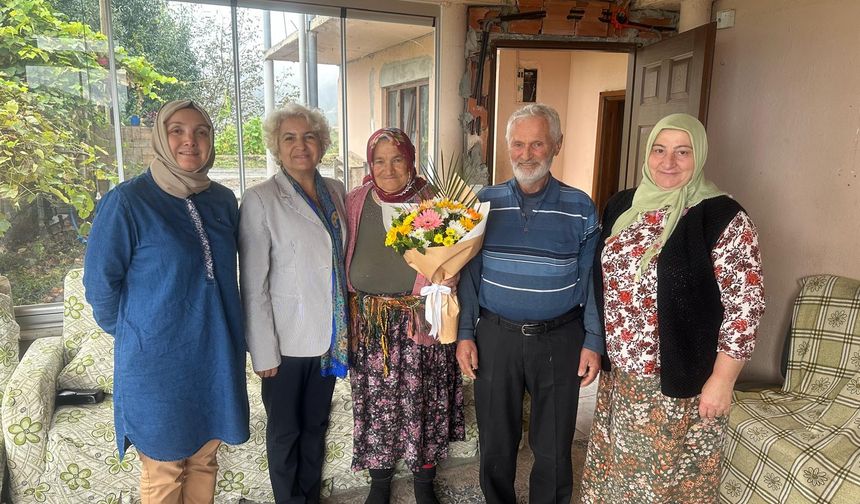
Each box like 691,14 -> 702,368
581,206 -> 765,504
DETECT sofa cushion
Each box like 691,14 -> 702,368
56,268 -> 115,392
61,269 -> 103,361
56,329 -> 114,393
783,274 -> 860,398
0,280 -> 21,402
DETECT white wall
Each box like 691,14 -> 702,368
493,49 -> 572,183
708,0 -> 860,383
492,49 -> 627,191
562,51 -> 628,193
438,4 -> 466,162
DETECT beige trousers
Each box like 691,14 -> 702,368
139,439 -> 221,504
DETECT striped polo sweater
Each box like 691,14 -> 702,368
458,177 -> 601,347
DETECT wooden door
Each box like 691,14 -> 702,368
619,22 -> 716,189
592,90 -> 625,216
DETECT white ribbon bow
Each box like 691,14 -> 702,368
419,283 -> 452,339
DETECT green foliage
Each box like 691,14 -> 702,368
215,116 -> 266,156
49,0 -> 201,117
0,0 -> 173,237
0,77 -> 114,233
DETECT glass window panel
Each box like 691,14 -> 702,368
344,17 -> 434,189
0,0 -> 123,305
135,2 -> 241,196
401,86 -> 417,143
2,0 -> 438,309
253,11 -> 343,184
420,83 -> 429,167
387,90 -> 398,128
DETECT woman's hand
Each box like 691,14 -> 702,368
698,352 -> 745,419
698,374 -> 734,419
256,367 -> 279,378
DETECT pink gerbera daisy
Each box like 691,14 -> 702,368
413,209 -> 443,230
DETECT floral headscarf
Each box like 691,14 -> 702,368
363,128 -> 427,203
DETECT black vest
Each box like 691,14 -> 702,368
595,189 -> 744,398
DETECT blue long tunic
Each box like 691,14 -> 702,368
84,170 -> 250,461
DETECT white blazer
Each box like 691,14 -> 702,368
238,170 -> 347,372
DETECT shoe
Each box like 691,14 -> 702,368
365,467 -> 394,504
412,466 -> 440,504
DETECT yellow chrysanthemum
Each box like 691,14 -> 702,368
445,227 -> 456,236
385,228 -> 398,246
433,233 -> 444,244
442,236 -> 456,247
397,223 -> 412,235
403,213 -> 416,226
459,217 -> 475,231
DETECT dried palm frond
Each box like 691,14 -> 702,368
419,153 -> 486,208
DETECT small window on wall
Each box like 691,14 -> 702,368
385,81 -> 430,167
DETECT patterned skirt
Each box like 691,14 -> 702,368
581,367 -> 728,504
349,292 -> 465,472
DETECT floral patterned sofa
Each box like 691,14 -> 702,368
720,274 -> 860,503
0,274 -> 23,497
1,269 -> 478,503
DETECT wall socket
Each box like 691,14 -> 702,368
716,9 -> 736,29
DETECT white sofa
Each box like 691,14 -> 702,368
1,269 -> 478,503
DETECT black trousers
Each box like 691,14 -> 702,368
474,313 -> 585,504
261,356 -> 336,504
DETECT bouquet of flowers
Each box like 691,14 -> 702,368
385,198 -> 484,253
382,196 -> 490,344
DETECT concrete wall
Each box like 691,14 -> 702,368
707,0 -> 860,384
344,30 -> 435,187
438,4 -> 467,166
562,51 -> 628,193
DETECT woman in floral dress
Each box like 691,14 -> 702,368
581,113 -> 765,503
345,128 -> 464,504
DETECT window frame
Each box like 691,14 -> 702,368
384,79 -> 430,166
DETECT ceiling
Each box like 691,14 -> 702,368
266,16 -> 434,64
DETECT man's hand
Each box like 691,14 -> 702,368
578,348 -> 600,387
456,340 -> 479,379
256,367 -> 278,378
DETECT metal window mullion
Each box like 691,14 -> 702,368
103,0 -> 125,182
230,0 -> 246,196
433,15 -> 439,169
340,12 -> 349,189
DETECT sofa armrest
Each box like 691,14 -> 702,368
2,336 -> 64,499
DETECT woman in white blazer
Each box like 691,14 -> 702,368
238,103 -> 348,504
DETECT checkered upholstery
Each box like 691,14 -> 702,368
720,274 -> 860,503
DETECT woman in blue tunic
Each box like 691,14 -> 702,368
84,100 -> 250,503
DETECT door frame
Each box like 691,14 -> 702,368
485,40 -> 637,180
592,89 -> 626,213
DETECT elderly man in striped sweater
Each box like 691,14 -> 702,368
456,103 -> 603,504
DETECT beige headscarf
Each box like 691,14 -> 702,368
609,113 -> 727,277
149,100 -> 215,198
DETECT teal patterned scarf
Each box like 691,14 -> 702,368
285,170 -> 349,378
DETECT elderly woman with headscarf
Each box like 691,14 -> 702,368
84,100 -> 250,503
238,103 -> 348,504
345,128 -> 464,504
580,113 -> 765,503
